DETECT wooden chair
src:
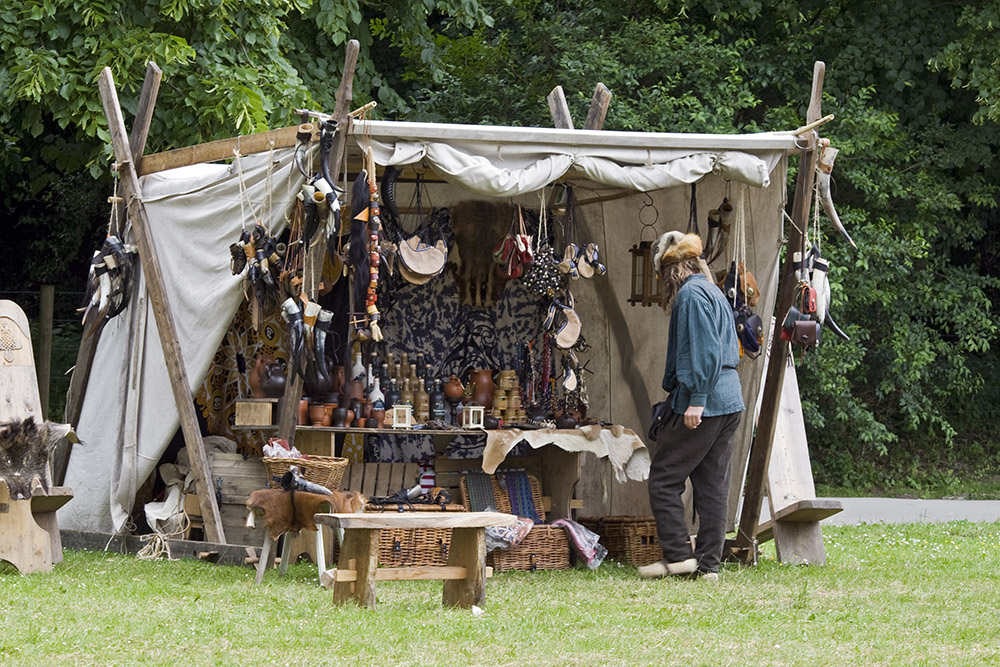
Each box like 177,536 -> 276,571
0,300 -> 74,574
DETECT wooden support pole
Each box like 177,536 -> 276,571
98,67 -> 226,544
584,83 -> 612,132
733,61 -> 825,563
59,63 -> 162,484
547,86 -> 574,130
37,284 -> 53,421
277,39 -> 360,443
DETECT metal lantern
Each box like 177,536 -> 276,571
629,196 -> 661,307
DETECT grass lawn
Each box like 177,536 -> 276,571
2,522 -> 999,667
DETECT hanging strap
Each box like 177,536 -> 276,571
686,183 -> 699,236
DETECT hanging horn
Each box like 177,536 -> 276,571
817,145 -> 857,249
824,310 -> 851,342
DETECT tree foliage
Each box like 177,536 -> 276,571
2,0 -> 998,487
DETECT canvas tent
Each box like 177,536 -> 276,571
61,56 -> 830,564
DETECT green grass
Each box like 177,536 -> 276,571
2,523 -> 999,666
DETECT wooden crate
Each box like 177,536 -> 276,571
578,515 -> 660,566
234,398 -> 279,427
186,453 -> 268,546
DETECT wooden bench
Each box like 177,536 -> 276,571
314,512 -> 517,609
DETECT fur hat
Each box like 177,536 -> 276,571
653,231 -> 703,274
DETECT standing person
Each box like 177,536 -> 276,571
638,231 -> 745,580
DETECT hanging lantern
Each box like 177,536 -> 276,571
629,196 -> 661,307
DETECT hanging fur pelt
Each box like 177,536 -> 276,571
349,170 -> 371,314
0,417 -> 77,500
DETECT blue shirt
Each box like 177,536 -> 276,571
662,274 -> 746,416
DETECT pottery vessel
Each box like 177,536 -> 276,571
260,360 -> 287,398
298,398 -> 310,426
371,408 -> 386,428
309,403 -> 326,426
469,369 -> 495,411
332,407 -> 348,428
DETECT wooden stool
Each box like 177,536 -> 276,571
314,512 -> 517,609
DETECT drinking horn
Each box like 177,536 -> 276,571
817,145 -> 857,249
281,297 -> 305,379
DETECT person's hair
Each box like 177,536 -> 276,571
659,257 -> 713,311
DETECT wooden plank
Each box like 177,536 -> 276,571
334,532 -> 379,608
443,527 -> 486,608
734,61 -> 825,562
316,512 -> 517,530
37,285 -> 53,420
773,521 -> 828,565
403,463 -> 419,490
547,85 -> 574,130
347,463 -> 364,492
30,489 -> 73,514
59,63 -> 163,487
374,462 -> 392,498
766,361 -> 818,512
0,301 -> 43,424
98,67 -> 225,544
362,464 -> 378,497
583,83 -> 612,131
60,530 -> 254,566
330,566 -> 471,583
773,499 -> 843,523
0,482 -> 52,574
387,463 -> 405,495
137,125 -> 302,177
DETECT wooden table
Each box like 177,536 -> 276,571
314,512 -> 517,609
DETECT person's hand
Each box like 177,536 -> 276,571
684,405 -> 704,430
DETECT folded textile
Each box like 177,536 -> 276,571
504,471 -> 542,524
551,518 -> 607,569
486,517 -> 534,552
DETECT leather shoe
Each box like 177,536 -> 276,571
637,557 -> 697,579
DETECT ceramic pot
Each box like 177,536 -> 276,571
298,398 -> 310,426
260,361 -> 287,398
443,375 -> 465,400
321,405 -> 333,427
248,354 -> 273,397
365,417 -> 379,429
483,415 -> 500,430
348,378 -> 365,402
555,414 -> 577,429
371,408 -> 386,428
469,369 -> 495,411
332,407 -> 348,428
309,403 -> 326,426
332,365 -> 347,396
344,409 -> 355,426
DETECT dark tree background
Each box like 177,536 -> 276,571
3,0 -> 998,494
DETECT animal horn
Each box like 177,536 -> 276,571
817,146 -> 857,249
824,310 -> 851,342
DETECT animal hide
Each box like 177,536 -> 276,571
246,488 -> 366,540
715,262 -> 760,308
448,200 -> 514,308
0,418 -> 76,500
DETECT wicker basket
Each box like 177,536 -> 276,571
330,504 -> 468,567
578,515 -> 660,566
262,455 -> 348,491
460,472 -> 570,572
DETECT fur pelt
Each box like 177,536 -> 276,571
0,417 -> 76,500
349,171 -> 371,311
715,262 -> 761,308
653,231 -> 703,273
246,488 -> 366,540
448,200 -> 514,308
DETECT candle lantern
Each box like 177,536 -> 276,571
628,195 -> 661,307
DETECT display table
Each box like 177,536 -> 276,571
315,512 -> 518,609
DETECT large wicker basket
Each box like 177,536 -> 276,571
460,473 -> 570,572
262,455 -> 348,491
578,515 -> 660,566
330,503 -> 468,567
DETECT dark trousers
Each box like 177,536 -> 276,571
647,410 -> 741,573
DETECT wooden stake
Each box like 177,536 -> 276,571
98,66 -> 226,544
584,83 -> 612,132
38,285 -> 53,421
277,39 -> 361,443
58,62 -> 162,485
547,86 -> 574,130
733,61 -> 825,563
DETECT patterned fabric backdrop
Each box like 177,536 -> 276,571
196,304 -> 288,456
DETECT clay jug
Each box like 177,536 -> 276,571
443,375 -> 465,400
429,379 -> 447,421
469,369 -> 495,411
298,398 -> 310,426
332,406 -> 348,428
400,378 -> 414,406
260,360 -> 287,398
368,377 -> 385,410
248,354 -> 273,397
332,365 -> 347,396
